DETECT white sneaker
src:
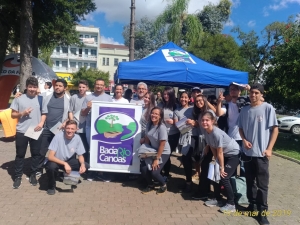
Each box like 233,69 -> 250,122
204,199 -> 223,207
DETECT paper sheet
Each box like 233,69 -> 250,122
175,117 -> 193,134
164,111 -> 173,128
50,122 -> 62,135
73,111 -> 86,124
24,126 -> 43,140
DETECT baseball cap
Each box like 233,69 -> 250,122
250,83 -> 264,94
192,87 -> 201,92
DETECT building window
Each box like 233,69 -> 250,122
84,63 -> 88,67
62,47 -> 68,54
79,35 -> 83,38
90,63 -> 96,68
78,62 -> 82,68
114,58 -> 119,66
55,61 -> 59,67
84,49 -> 88,55
91,35 -> 98,42
91,49 -> 96,56
62,61 -> 68,68
56,47 -> 60,53
106,58 -> 109,66
102,57 -> 105,66
122,59 -> 127,62
70,62 -> 76,68
85,35 -> 89,38
70,48 -> 76,55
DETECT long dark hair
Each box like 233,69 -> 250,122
193,94 -> 209,120
124,89 -> 132,101
162,86 -> 177,110
179,91 -> 190,107
144,91 -> 156,121
146,107 -> 165,131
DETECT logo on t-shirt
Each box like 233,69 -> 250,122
256,115 -> 263,122
69,147 -> 75,154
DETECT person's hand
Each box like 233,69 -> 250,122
243,139 -> 252,150
59,121 -> 66,130
79,163 -> 86,174
140,138 -> 145,144
244,84 -> 251,91
22,107 -> 33,117
152,159 -> 160,170
165,119 -> 173,125
218,91 -> 225,103
14,92 -> 22,98
220,168 -> 227,178
186,119 -> 195,126
64,163 -> 71,174
87,101 -> 92,109
263,149 -> 272,160
34,122 -> 44,131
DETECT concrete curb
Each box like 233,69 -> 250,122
273,152 -> 300,165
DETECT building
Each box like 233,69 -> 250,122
98,44 -> 129,90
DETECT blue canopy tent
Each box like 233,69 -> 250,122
116,42 -> 248,88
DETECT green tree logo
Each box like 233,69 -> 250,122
105,114 -> 119,128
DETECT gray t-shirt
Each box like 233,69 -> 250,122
69,94 -> 87,133
130,96 -> 144,105
237,102 -> 278,157
174,106 -> 198,136
48,131 -> 85,161
44,95 -> 64,129
82,92 -> 112,127
10,94 -> 42,133
146,123 -> 171,154
203,126 -> 240,157
158,103 -> 179,136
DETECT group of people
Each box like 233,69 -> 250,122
10,77 -> 278,225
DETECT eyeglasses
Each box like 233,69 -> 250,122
138,88 -> 145,90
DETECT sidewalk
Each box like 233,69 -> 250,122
0,131 -> 299,225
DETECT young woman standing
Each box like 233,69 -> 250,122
112,84 -> 129,103
201,111 -> 240,213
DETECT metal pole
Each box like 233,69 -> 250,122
129,0 -> 135,61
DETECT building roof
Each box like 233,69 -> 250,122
100,43 -> 128,50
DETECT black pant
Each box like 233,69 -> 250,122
140,154 -> 169,186
15,132 -> 42,178
163,132 -> 180,177
182,136 -> 198,183
45,155 -> 90,189
243,155 -> 269,211
78,133 -> 89,163
214,154 -> 240,205
198,149 -> 213,195
38,129 -> 55,169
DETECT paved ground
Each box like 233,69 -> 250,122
0,131 -> 299,225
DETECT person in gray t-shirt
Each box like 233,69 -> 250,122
200,111 -> 240,212
10,76 -> 45,188
45,120 -> 90,195
130,82 -> 147,105
237,84 -> 278,223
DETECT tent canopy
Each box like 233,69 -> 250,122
116,42 -> 248,88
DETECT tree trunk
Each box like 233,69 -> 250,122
19,0 -> 33,92
32,30 -> 39,58
0,22 -> 10,73
128,0 -> 135,90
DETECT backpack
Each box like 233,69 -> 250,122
230,176 -> 249,205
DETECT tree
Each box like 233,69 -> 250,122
105,115 -> 119,128
154,0 -> 203,46
188,33 -> 249,72
197,0 -> 231,34
233,21 -> 286,83
71,67 -> 109,89
264,20 -> 300,110
123,17 -> 168,59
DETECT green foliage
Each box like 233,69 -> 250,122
197,0 -> 231,34
39,46 -> 56,66
154,0 -> 203,46
96,120 -> 123,133
188,33 -> 249,72
264,19 -> 300,110
71,67 -> 109,89
121,122 -> 137,140
148,86 -> 165,94
122,17 -> 168,59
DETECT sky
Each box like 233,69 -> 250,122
81,0 -> 300,45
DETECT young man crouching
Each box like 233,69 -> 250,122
45,120 -> 90,195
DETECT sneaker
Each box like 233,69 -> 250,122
36,171 -> 42,177
96,172 -> 111,182
29,174 -> 38,186
259,215 -> 270,225
87,172 -> 95,182
245,203 -> 258,212
220,204 -> 236,213
13,177 -> 22,189
47,188 -> 55,195
192,192 -> 208,200
141,186 -> 154,194
156,185 -> 167,195
204,199 -> 223,207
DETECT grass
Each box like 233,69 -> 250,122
273,132 -> 300,161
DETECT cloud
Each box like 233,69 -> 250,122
100,36 -> 123,45
263,7 -> 269,17
92,0 -> 221,24
85,13 -> 95,22
231,0 -> 241,8
269,0 -> 300,11
247,20 -> 256,27
224,18 -> 234,27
